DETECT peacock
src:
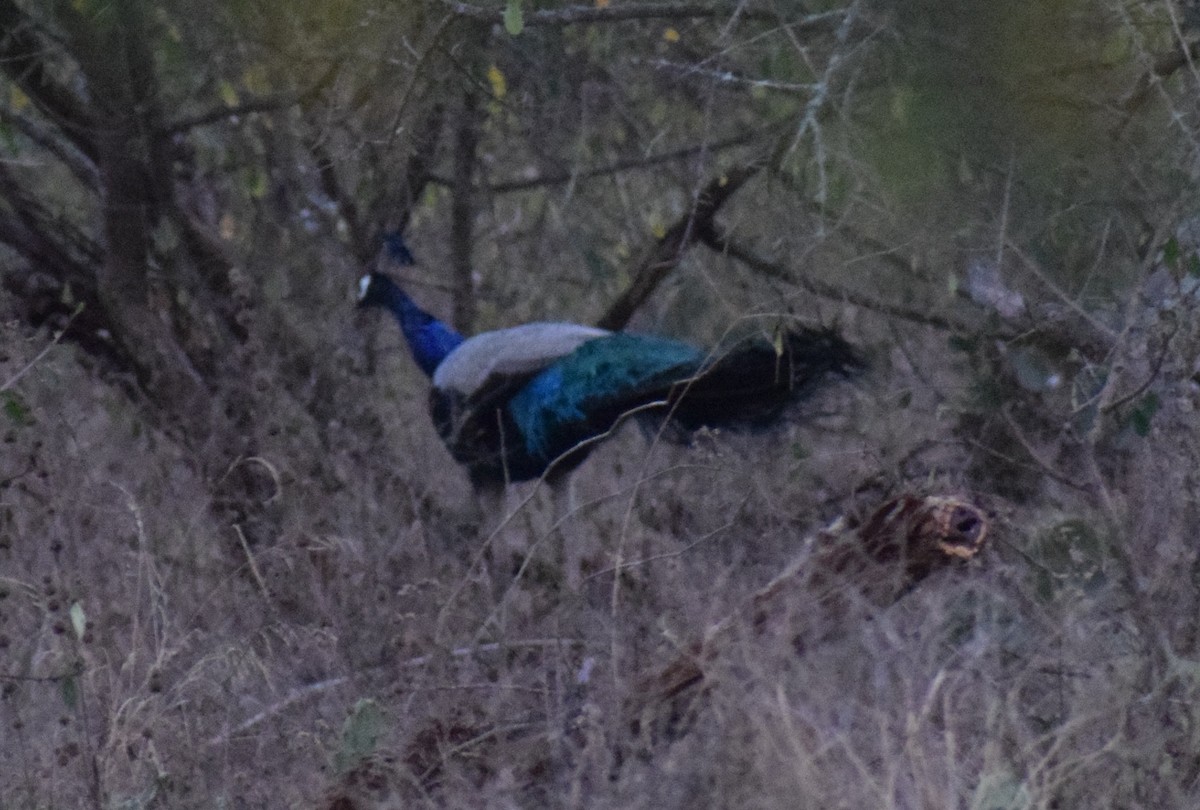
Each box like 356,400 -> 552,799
357,239 -> 861,492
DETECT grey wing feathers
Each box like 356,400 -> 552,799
431,323 -> 611,395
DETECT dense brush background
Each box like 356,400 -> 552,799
2,1 -> 1200,807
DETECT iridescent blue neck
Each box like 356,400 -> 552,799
368,276 -> 464,377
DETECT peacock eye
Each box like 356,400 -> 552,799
357,274 -> 372,301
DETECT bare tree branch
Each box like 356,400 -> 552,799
390,103 -> 447,234
309,136 -> 371,263
162,58 -> 344,134
596,161 -> 763,330
0,162 -> 101,272
162,95 -> 301,134
701,227 -> 977,332
441,1 -> 845,28
1120,37 -> 1200,122
451,88 -> 482,332
0,107 -> 99,189
0,0 -> 97,160
433,129 -> 768,193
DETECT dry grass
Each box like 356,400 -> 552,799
1,283 -> 1199,810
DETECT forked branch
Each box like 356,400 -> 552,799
596,161 -> 763,330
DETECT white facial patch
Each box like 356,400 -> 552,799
357,274 -> 372,302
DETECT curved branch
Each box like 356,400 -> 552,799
0,107 -> 99,189
0,162 -> 101,272
0,0 -> 96,160
162,58 -> 344,135
436,129 -> 768,193
162,94 -> 300,134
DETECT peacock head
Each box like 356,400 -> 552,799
355,271 -> 465,376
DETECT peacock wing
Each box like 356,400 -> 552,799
506,333 -> 705,464
427,323 -> 612,482
428,371 -> 535,474
431,323 -> 610,396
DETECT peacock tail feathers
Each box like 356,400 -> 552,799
663,326 -> 863,430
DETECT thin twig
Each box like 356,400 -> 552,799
205,637 -> 585,748
233,524 -> 272,604
1,305 -> 82,392
999,402 -> 1076,488
0,107 -> 99,188
205,676 -> 349,746
1005,239 -> 1119,342
596,160 -> 765,330
434,129 -> 769,193
706,229 -> 981,333
161,95 -> 299,133
450,84 -> 483,332
1100,319 -> 1178,415
584,499 -> 745,582
1119,38 -> 1200,125
442,1 -> 844,28
162,58 -> 344,134
643,58 -> 818,95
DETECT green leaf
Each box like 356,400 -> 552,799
1163,236 -> 1180,268
2,391 -> 33,426
948,334 -> 978,353
1127,391 -> 1159,437
244,166 -> 268,199
1032,567 -> 1054,602
334,699 -> 384,774
486,64 -> 508,99
1188,254 -> 1200,278
0,120 -> 17,155
151,219 -> 181,253
503,0 -> 524,35
218,79 -> 239,107
970,768 -> 1031,810
61,674 -> 78,710
69,602 -> 87,641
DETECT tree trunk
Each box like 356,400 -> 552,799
450,83 -> 484,333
